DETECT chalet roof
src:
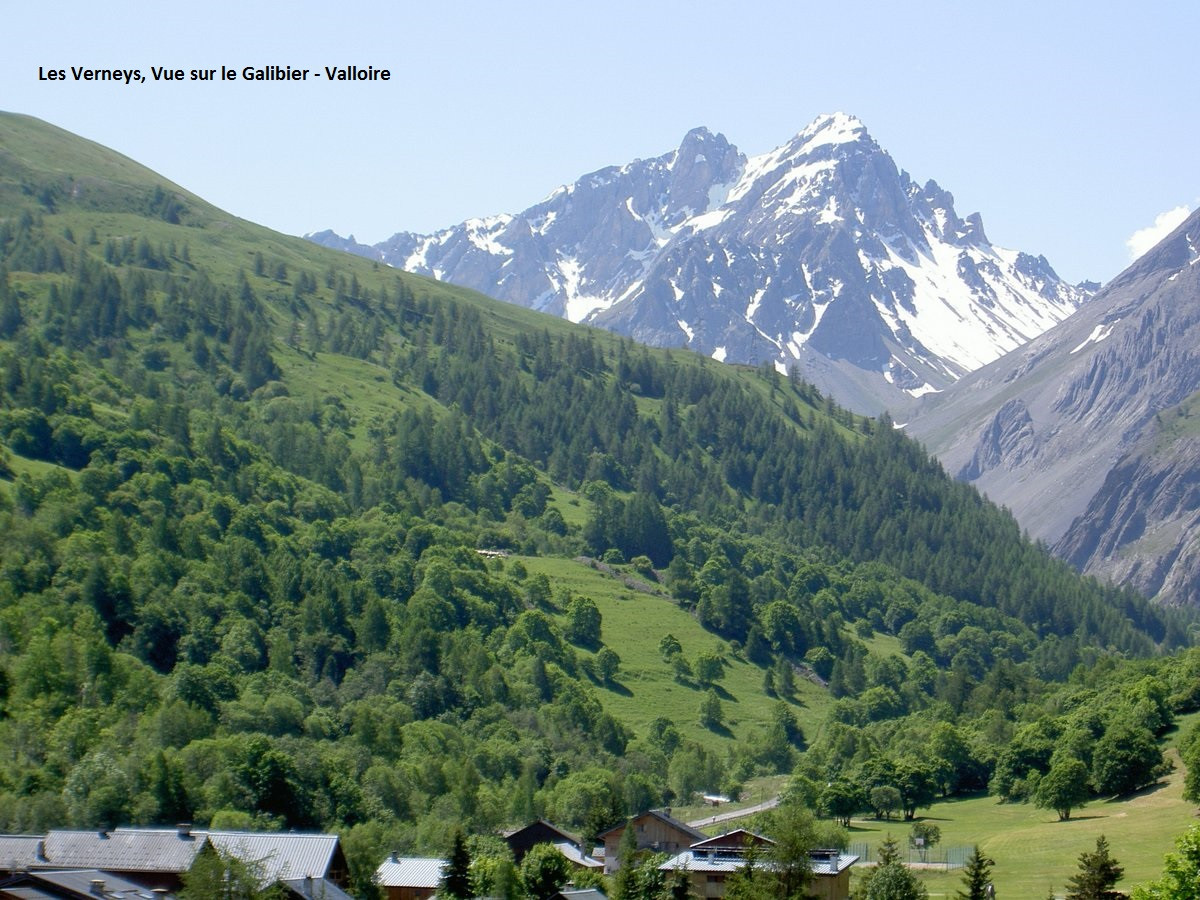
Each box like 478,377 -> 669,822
38,830 -> 205,874
0,836 -> 46,871
557,889 -> 607,900
598,810 -> 706,842
0,868 -> 164,898
202,830 -> 341,882
688,830 -> 773,851
807,850 -> 858,876
375,856 -> 446,889
659,848 -> 858,877
503,820 -> 582,847
551,842 -> 603,870
658,849 -> 749,874
17,828 -> 342,887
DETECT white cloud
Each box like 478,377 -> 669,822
1126,205 -> 1191,259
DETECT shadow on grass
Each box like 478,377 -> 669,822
604,680 -> 633,697
703,721 -> 735,738
1056,814 -> 1109,822
1102,779 -> 1169,802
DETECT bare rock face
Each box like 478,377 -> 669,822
908,209 -> 1200,605
1055,436 -> 1200,607
957,399 -> 1036,481
309,114 -> 1086,414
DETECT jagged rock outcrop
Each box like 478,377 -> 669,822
310,114 -> 1087,413
1056,434 -> 1200,607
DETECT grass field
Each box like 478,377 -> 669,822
845,745 -> 1196,899
512,555 -> 835,746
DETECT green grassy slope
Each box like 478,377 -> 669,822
514,555 -> 835,744
1,111 -> 1197,895
847,751 -> 1193,898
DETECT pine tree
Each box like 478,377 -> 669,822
442,830 -> 473,900
957,846 -> 995,900
1066,835 -> 1124,900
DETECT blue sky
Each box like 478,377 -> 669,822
5,0 -> 1196,284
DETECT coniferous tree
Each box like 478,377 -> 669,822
442,830 -> 473,900
957,846 -> 995,900
1065,836 -> 1124,900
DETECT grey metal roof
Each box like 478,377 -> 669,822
0,836 -> 44,871
558,889 -> 607,900
658,849 -> 858,877
202,831 -> 340,882
808,851 -> 858,876
551,842 -> 603,869
0,887 -> 57,899
375,856 -> 446,889
658,849 -> 750,874
40,830 -> 204,873
19,868 -> 166,898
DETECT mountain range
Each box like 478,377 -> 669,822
906,209 -> 1200,606
310,114 -> 1091,414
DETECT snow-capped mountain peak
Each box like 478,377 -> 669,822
309,114 -> 1090,413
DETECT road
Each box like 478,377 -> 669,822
686,795 -> 781,828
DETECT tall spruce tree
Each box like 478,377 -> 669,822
957,846 -> 995,900
442,830 -> 473,900
1066,836 -> 1124,900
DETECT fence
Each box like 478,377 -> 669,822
848,842 -> 971,870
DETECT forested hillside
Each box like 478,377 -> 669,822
0,113 -> 1193,896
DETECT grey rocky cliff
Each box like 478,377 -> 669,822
907,208 -> 1200,603
1055,434 -> 1200,607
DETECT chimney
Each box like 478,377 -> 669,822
177,823 -> 193,838
35,839 -> 46,861
89,879 -> 105,895
390,851 -> 399,863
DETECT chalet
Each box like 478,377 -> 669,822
374,854 -> 445,900
598,809 -> 706,874
0,868 -> 165,898
0,826 -> 352,899
503,820 -> 602,871
658,831 -> 857,900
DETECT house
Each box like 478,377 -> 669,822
0,868 -> 167,899
598,809 -> 707,873
658,831 -> 858,900
0,826 -> 351,899
805,849 -> 858,900
503,820 -> 603,871
202,830 -> 352,899
374,854 -> 446,900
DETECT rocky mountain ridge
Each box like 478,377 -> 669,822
310,114 -> 1090,413
906,208 -> 1200,604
